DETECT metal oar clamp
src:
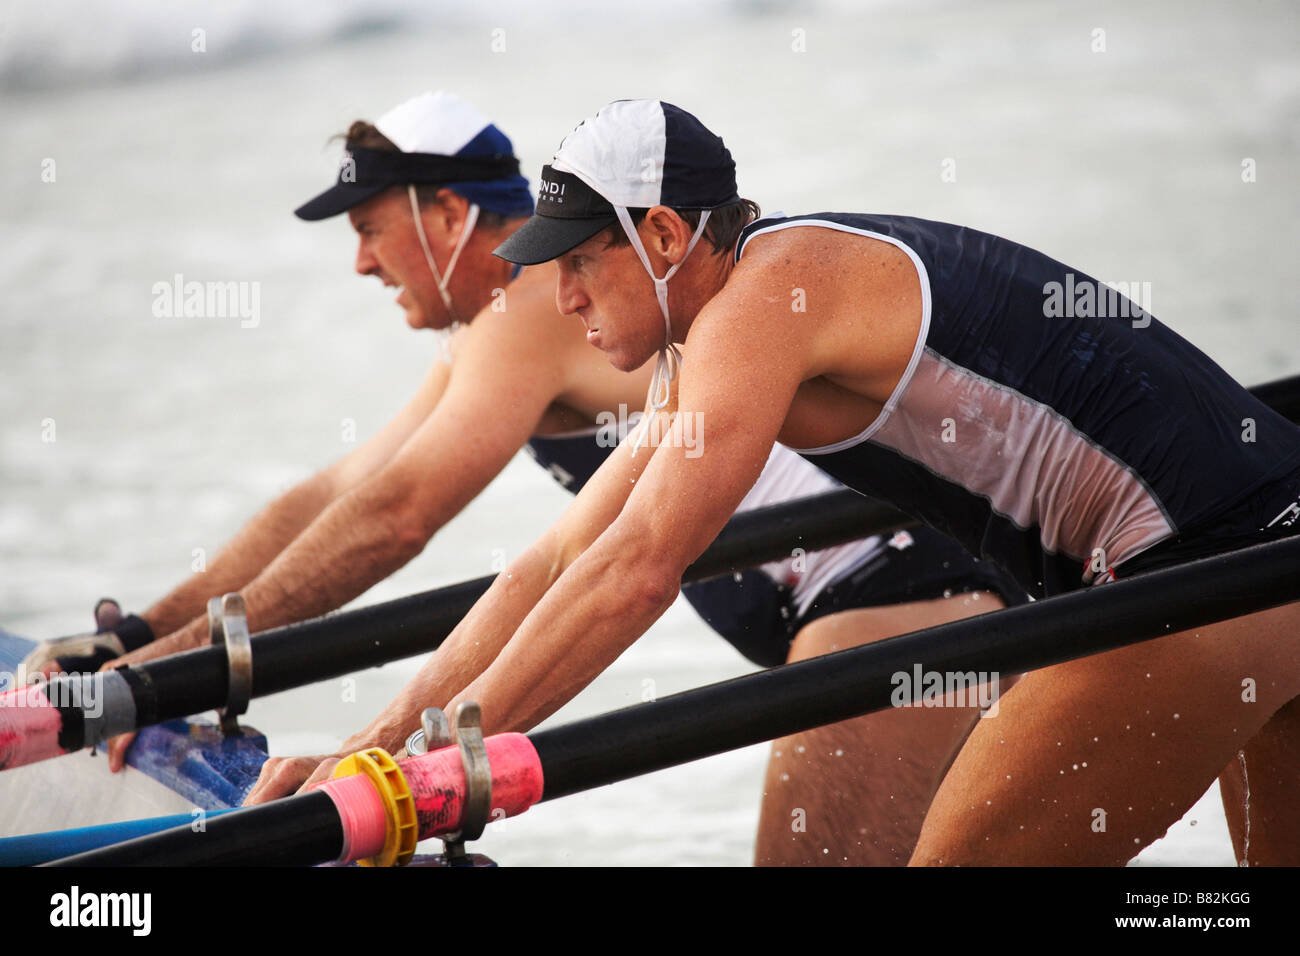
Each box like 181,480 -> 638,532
405,702 -> 493,863
206,593 -> 252,736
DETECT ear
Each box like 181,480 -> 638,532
641,206 -> 695,265
432,188 -> 473,243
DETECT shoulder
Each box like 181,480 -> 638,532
455,261 -> 584,362
737,216 -> 917,279
688,216 -> 924,381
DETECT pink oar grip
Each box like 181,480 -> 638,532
402,732 -> 544,839
0,685 -> 65,770
318,772 -> 388,863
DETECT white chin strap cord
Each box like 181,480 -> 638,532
613,205 -> 711,453
408,184 -> 480,321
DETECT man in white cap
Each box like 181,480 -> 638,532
252,99 -> 1300,865
239,99 -> 1034,868
25,92 -> 1024,865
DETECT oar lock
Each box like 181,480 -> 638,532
405,702 -> 493,864
206,593 -> 252,736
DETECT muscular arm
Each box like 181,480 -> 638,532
126,277 -> 583,665
244,422 -> 656,802
447,227 -> 916,734
451,288 -> 813,734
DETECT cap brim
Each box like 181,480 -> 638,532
294,182 -> 392,221
493,214 -> 616,265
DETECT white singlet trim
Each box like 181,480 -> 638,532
735,218 -> 933,456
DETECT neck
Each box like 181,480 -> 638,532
669,251 -> 735,343
452,228 -> 519,321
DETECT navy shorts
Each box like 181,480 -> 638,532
682,524 -> 1030,668
1113,464 -> 1300,579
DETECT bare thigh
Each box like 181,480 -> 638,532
910,601 -> 1300,866
755,591 -> 1007,866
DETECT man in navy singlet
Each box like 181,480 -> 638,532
251,100 -> 1299,865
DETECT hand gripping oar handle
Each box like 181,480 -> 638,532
44,726 -> 545,867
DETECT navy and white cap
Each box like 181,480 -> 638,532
294,91 -> 534,221
497,101 -> 741,454
494,100 -> 739,265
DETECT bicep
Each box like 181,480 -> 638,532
375,321 -> 571,532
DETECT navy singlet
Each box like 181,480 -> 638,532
737,213 -> 1300,596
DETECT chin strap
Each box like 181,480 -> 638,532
408,184 -> 480,324
612,206 -> 712,454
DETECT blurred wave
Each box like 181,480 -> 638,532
0,0 -> 427,91
0,0 -> 929,92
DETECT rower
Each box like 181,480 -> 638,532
252,99 -> 1297,865
26,91 -> 1029,865
490,100 -> 1300,865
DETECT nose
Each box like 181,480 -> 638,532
555,267 -> 588,317
355,238 -> 378,277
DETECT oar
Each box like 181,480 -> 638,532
46,533 -> 1300,866
0,493 -> 912,774
1249,371 -> 1300,421
6,373 -> 1298,774
0,810 -> 238,866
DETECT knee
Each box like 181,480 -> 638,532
789,609 -> 894,663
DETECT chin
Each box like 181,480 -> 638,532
608,344 -> 654,373
404,307 -> 445,331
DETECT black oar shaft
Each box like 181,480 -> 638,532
112,491 -> 915,730
1251,372 -> 1300,421
48,534 -> 1300,868
151,371 -> 1300,711
44,790 -> 342,867
31,374 -> 1300,747
531,534 -> 1300,801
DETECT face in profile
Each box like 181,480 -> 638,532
555,229 -> 671,371
348,188 -> 457,331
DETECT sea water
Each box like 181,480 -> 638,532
1,0 -> 1296,865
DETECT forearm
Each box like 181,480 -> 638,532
141,472 -> 339,637
449,530 -> 678,736
139,480 -> 436,661
342,543 -> 565,754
